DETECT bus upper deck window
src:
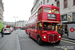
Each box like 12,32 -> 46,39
52,9 -> 59,14
38,8 -> 42,14
44,7 -> 51,13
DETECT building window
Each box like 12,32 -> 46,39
64,0 -> 67,8
61,14 -> 67,21
72,12 -> 75,21
43,0 -> 45,4
57,1 -> 60,8
41,2 -> 42,5
73,0 -> 75,5
47,0 -> 49,3
55,0 -> 57,2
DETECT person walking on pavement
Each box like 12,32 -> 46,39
60,27 -> 63,37
1,27 -> 4,37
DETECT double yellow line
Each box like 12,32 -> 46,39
61,47 -> 67,50
61,40 -> 75,44
60,39 -> 75,50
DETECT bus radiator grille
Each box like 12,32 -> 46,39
48,34 -> 58,43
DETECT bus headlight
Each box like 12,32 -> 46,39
43,36 -> 46,39
59,36 -> 61,38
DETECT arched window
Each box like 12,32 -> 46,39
47,0 -> 49,3
73,0 -> 75,5
57,1 -> 60,8
41,2 -> 42,5
64,0 -> 67,8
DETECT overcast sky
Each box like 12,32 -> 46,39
3,0 -> 33,22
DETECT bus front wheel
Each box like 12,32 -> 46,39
55,40 -> 60,45
37,37 -> 43,45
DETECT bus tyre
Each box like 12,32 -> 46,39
37,37 -> 43,45
55,40 -> 60,45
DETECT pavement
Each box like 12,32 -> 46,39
0,30 -> 21,50
62,34 -> 75,43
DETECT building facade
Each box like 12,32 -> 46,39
16,21 -> 27,27
0,0 -> 4,22
31,0 -> 75,35
4,22 -> 15,27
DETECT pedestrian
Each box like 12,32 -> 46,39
60,27 -> 63,37
1,27 -> 4,37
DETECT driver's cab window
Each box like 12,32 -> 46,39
43,22 -> 51,30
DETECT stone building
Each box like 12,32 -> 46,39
16,21 -> 27,27
0,0 -> 4,22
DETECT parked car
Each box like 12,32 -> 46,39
3,28 -> 11,34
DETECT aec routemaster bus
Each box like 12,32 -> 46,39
27,5 -> 61,45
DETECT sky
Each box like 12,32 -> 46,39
3,0 -> 34,22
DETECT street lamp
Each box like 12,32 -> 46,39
13,16 -> 18,27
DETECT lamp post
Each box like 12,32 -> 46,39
13,16 -> 18,27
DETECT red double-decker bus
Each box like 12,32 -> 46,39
27,5 -> 61,45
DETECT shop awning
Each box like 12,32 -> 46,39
62,22 -> 75,24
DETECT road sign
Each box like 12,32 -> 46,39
68,24 -> 75,39
70,27 -> 75,32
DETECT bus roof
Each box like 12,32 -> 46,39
39,5 -> 59,9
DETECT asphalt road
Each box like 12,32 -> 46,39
0,33 -> 10,49
0,30 -> 20,50
18,30 -> 75,50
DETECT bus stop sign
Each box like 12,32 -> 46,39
70,27 -> 74,32
68,24 -> 75,39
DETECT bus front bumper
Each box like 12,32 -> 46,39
42,34 -> 61,43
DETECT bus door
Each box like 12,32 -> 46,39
37,22 -> 42,37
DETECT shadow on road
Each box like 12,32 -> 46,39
29,37 -> 60,46
4,33 -> 11,35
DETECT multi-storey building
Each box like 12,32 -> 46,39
3,22 -> 15,27
31,0 -> 75,35
0,0 -> 4,22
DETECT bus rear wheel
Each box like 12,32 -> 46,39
37,37 -> 43,45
